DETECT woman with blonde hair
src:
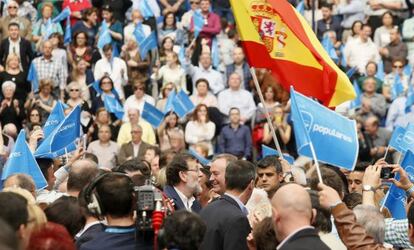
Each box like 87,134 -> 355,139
0,53 -> 30,103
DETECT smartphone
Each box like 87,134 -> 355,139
380,166 -> 395,179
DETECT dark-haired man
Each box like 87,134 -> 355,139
256,156 -> 284,199
200,160 -> 255,250
164,153 -> 202,213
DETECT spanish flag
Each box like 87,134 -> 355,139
230,0 -> 356,107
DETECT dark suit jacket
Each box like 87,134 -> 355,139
75,223 -> 105,249
163,185 -> 202,213
118,141 -> 151,165
200,195 -> 251,250
279,228 -> 330,250
0,37 -> 34,74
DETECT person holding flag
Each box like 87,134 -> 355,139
383,58 -> 409,102
99,5 -> 123,53
190,0 -> 220,46
32,3 -> 63,44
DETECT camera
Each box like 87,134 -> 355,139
380,167 -> 395,179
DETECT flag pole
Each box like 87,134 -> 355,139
309,142 -> 323,184
250,67 -> 284,158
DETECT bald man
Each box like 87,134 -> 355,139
272,184 -> 330,250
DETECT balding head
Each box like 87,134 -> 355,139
4,174 -> 36,197
67,160 -> 99,197
271,184 -> 312,242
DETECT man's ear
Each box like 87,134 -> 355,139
178,171 -> 187,183
310,208 -> 317,226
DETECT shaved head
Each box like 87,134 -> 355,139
271,184 -> 312,241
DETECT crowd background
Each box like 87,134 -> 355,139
1,0 -> 414,249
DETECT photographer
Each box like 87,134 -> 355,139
80,173 -> 152,250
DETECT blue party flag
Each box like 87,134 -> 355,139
296,0 -> 305,15
261,145 -> 295,165
34,106 -> 81,158
346,66 -> 358,79
322,34 -> 338,61
340,45 -> 347,68
1,130 -> 48,190
43,101 -> 65,139
406,84 -> 414,113
138,31 -> 157,59
52,7 -> 71,23
392,74 -> 404,101
389,126 -> 407,153
164,89 -> 176,113
43,18 -> 53,40
178,45 -> 186,66
404,64 -> 412,78
97,21 -> 112,49
103,95 -> 124,120
27,62 -> 39,93
142,102 -> 165,127
376,60 -> 385,81
133,22 -> 146,43
139,0 -> 154,20
189,148 -> 210,166
90,79 -> 120,98
350,80 -> 362,109
290,86 -> 358,170
172,89 -> 195,118
211,37 -> 220,69
193,10 -> 204,38
64,15 -> 71,45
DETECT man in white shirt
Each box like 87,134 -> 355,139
87,125 -> 120,169
123,81 -> 155,121
343,24 -> 380,74
94,44 -> 128,100
218,72 -> 256,123
186,52 -> 225,95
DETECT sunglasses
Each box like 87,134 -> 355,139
393,65 -> 403,69
70,89 -> 80,92
30,113 -> 40,116
8,6 -> 17,9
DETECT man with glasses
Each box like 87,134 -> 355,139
123,80 -> 155,122
0,1 -> 32,41
118,124 -> 152,165
164,153 -> 203,213
117,108 -> 156,146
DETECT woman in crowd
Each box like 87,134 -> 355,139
88,107 -> 118,141
152,52 -> 187,92
158,37 -> 176,67
347,20 -> 363,43
0,54 -> 31,103
71,8 -> 98,47
32,3 -> 63,44
185,104 -> 216,155
357,61 -> 383,93
156,83 -> 176,111
190,79 -> 218,107
159,11 -> 184,45
0,81 -> 24,131
69,59 -> 94,104
67,31 -> 93,68
25,79 -> 57,125
100,5 -> 123,53
25,107 -> 42,136
382,58 -> 409,102
91,75 -> 121,114
374,11 -> 395,48
255,84 -> 280,125
121,39 -> 150,86
157,112 -> 184,151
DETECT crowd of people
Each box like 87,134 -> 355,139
0,0 -> 414,249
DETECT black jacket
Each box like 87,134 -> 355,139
163,185 -> 202,213
278,227 -> 331,250
0,37 -> 34,74
200,195 -> 251,250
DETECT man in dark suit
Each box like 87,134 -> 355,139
272,183 -> 330,250
164,153 -> 202,213
118,124 -> 151,165
0,22 -> 34,74
200,160 -> 255,250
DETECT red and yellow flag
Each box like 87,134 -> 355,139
230,0 -> 356,107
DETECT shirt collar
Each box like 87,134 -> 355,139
8,37 -> 21,44
174,186 -> 195,210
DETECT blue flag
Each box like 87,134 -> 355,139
193,10 -> 204,38
296,0 -> 305,15
189,148 -> 210,166
27,62 -> 39,93
172,89 -> 195,118
346,67 -> 358,79
404,64 -> 412,78
384,150 -> 414,219
43,18 -> 53,40
322,35 -> 338,61
64,15 -> 71,45
97,21 -> 112,49
43,101 -> 66,139
290,87 -> 358,170
1,130 -> 48,190
34,106 -> 81,158
133,22 -> 146,43
164,89 -> 176,113
211,37 -> 220,69
142,102 -> 165,127
52,7 -> 71,23
392,74 -> 404,101
376,60 -> 385,81
139,0 -> 154,20
90,80 -> 119,98
138,32 -> 157,59
103,95 -> 124,120
406,84 -> 414,113
261,145 -> 295,165
389,126 -> 407,153
340,45 -> 346,68
350,80 -> 362,109
178,45 -> 186,66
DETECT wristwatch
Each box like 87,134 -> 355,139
362,185 -> 376,192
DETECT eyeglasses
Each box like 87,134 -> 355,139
70,89 -> 80,92
8,6 -> 18,9
393,65 -> 403,69
134,87 -> 144,91
30,113 -> 40,116
187,168 -> 200,173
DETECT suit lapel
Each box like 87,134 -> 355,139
164,185 -> 186,210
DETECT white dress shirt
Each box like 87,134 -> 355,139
123,94 -> 155,121
174,187 -> 195,211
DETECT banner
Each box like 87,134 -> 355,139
142,102 -> 165,127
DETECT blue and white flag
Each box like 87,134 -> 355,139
350,80 -> 362,109
340,45 -> 346,68
43,101 -> 66,139
376,60 -> 385,81
172,89 -> 195,118
103,95 -> 124,120
290,87 -> 358,170
404,64 -> 412,78
34,106 -> 81,158
392,74 -> 404,101
64,15 -> 71,45
296,0 -> 305,15
211,37 -> 220,69
139,0 -> 154,20
322,35 -> 338,61
406,84 -> 414,113
142,102 -> 165,127
97,21 -> 112,49
395,124 -> 414,154
27,62 -> 39,93
43,18 -> 53,40
90,80 -> 119,98
389,126 -> 407,153
178,45 -> 186,65
164,89 -> 176,113
133,22 -> 146,43
384,150 -> 414,219
52,7 -> 71,23
138,32 -> 157,59
1,130 -> 48,190
261,145 -> 295,165
189,148 -> 210,166
193,10 -> 204,38
346,67 -> 358,79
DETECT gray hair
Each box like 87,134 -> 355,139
353,205 -> 385,243
2,81 -> 16,93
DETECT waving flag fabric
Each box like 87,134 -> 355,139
27,62 -> 39,92
43,101 -> 66,139
230,0 -> 355,107
193,10 -> 204,38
